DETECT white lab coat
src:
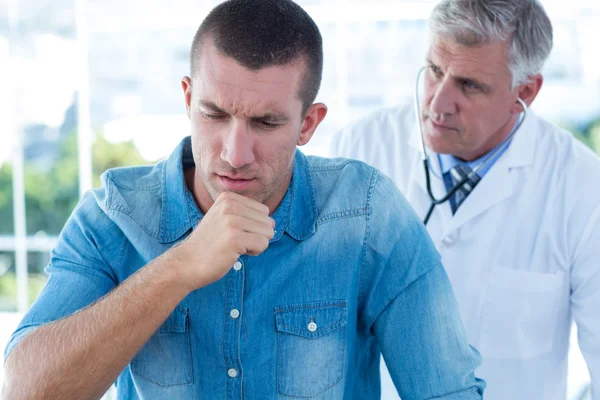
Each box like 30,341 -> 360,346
330,104 -> 600,400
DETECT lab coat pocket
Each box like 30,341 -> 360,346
274,300 -> 347,398
479,268 -> 565,360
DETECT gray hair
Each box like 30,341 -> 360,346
429,0 -> 553,88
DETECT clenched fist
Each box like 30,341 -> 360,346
173,191 -> 275,291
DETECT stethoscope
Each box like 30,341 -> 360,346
413,66 -> 528,225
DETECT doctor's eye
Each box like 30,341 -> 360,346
461,79 -> 481,92
429,65 -> 443,78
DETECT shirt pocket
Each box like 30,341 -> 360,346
130,304 -> 193,386
478,268 -> 565,360
274,300 -> 348,398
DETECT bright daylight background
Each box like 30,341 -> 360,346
1,0 -> 599,399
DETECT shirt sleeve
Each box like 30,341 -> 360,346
374,266 -> 485,399
4,191 -> 122,362
360,172 -> 485,399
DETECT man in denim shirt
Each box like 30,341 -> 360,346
3,1 -> 484,399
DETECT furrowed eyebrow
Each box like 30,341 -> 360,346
197,100 -> 225,113
252,113 -> 289,122
198,100 -> 289,121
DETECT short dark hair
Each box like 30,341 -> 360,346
190,0 -> 323,115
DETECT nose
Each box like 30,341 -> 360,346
427,75 -> 457,120
220,121 -> 255,169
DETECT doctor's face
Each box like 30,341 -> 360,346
421,35 -> 522,161
181,40 -> 327,214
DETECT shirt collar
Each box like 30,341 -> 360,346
159,137 -> 317,243
158,136 -> 200,243
270,149 -> 318,242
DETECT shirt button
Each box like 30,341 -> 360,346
233,261 -> 242,271
230,309 -> 240,319
307,321 -> 318,332
228,368 -> 238,378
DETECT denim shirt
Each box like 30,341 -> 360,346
5,137 -> 484,399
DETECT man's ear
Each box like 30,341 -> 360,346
182,76 -> 193,118
297,103 -> 328,146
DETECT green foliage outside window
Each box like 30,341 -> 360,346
0,131 -> 151,237
0,131 -> 152,310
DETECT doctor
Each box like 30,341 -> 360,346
331,0 -> 600,399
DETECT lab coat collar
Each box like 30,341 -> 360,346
503,108 -> 537,169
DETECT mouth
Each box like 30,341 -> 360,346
428,118 -> 457,132
216,174 -> 257,191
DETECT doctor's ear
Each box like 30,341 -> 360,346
512,74 -> 543,114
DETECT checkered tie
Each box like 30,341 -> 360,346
442,164 -> 481,214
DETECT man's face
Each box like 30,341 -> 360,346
422,35 -> 521,161
182,41 -> 324,213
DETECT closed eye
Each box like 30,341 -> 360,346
199,110 -> 225,120
253,118 -> 282,130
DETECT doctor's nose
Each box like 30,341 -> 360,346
220,123 -> 255,169
428,80 -> 457,119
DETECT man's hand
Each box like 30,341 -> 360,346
175,191 -> 275,291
